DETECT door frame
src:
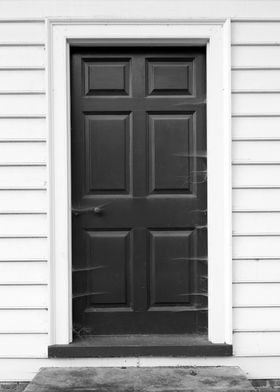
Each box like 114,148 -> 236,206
47,18 -> 232,346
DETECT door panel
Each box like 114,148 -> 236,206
71,47 -> 207,336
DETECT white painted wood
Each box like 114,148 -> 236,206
0,334 -> 48,358
0,166 -> 47,188
48,20 -> 232,346
232,70 -> 280,91
0,142 -> 46,164
232,93 -> 280,115
232,22 -> 280,44
233,189 -> 280,210
0,95 -> 45,116
0,22 -> 45,44
233,237 -> 280,258
232,46 -> 280,68
0,262 -> 47,284
233,283 -> 280,306
0,309 -> 48,333
233,213 -> 280,234
233,165 -> 280,187
0,70 -> 45,92
233,259 -> 280,282
0,238 -> 47,260
232,116 -> 280,139
233,332 -> 280,356
0,47 -> 45,67
0,118 -> 45,139
0,215 -> 47,236
233,140 -> 280,163
233,307 -> 280,330
0,285 -> 47,308
0,190 -> 47,211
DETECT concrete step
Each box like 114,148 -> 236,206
24,366 -> 255,392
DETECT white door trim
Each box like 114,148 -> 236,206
47,18 -> 232,346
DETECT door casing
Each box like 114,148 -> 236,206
47,19 -> 232,347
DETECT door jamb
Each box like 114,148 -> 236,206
47,19 -> 232,346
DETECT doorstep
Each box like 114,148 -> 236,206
48,334 -> 232,358
24,367 -> 255,392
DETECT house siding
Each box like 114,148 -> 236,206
0,7 -> 280,381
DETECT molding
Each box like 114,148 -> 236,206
48,18 -> 232,346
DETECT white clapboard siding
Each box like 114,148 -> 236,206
0,22 -> 45,44
233,165 -> 280,187
232,46 -> 280,68
0,262 -> 47,284
0,142 -> 46,164
0,334 -> 48,358
233,332 -> 280,356
232,93 -> 280,115
0,238 -> 47,260
233,237 -> 280,258
0,309 -> 48,333
0,166 -> 47,188
233,307 -> 280,331
0,118 -> 46,139
233,283 -> 280,306
0,70 -> 45,92
0,95 -> 45,116
0,190 -> 47,211
232,22 -> 280,44
0,47 -> 45,68
232,70 -> 280,91
233,259 -> 280,282
0,285 -> 47,308
0,215 -> 47,236
232,116 -> 280,139
233,189 -> 280,210
233,141 -> 280,163
233,213 -> 280,234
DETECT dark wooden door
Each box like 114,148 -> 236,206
71,47 -> 207,336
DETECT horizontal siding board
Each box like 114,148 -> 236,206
233,259 -> 280,282
0,95 -> 45,116
233,165 -> 280,187
232,22 -> 280,44
0,309 -> 47,333
0,190 -> 47,211
0,118 -> 46,139
232,70 -> 280,91
0,215 -> 47,236
233,237 -> 280,258
232,93 -> 280,115
0,142 -> 46,164
233,307 -> 280,330
232,46 -> 280,68
233,189 -> 280,210
0,285 -> 47,307
0,70 -> 45,92
233,141 -> 280,163
0,47 -> 45,67
0,334 -> 47,358
233,283 -> 280,306
232,116 -> 280,139
0,22 -> 45,44
0,262 -> 47,284
0,238 -> 47,259
233,332 -> 280,356
233,213 -> 280,234
0,166 -> 47,188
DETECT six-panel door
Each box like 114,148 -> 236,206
71,47 -> 207,335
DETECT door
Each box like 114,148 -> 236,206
71,47 -> 207,336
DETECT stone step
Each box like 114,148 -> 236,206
24,366 -> 255,392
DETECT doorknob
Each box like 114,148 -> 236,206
72,203 -> 109,216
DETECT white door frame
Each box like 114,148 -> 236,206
47,18 -> 232,346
